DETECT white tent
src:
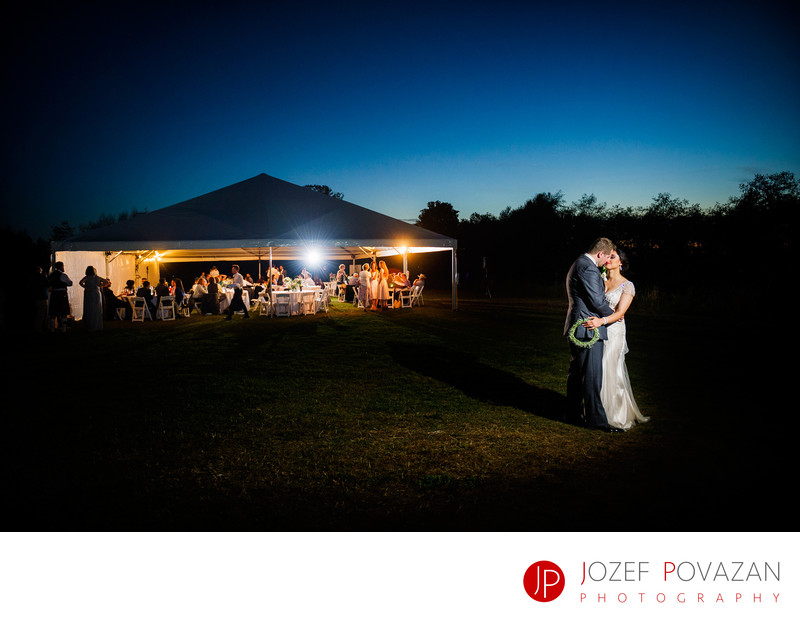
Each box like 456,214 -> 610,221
53,173 -> 457,319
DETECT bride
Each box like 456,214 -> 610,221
584,248 -> 649,430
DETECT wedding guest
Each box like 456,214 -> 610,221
173,278 -> 187,317
48,261 -> 72,332
30,265 -> 50,332
394,272 -> 412,289
346,270 -> 360,302
413,274 -> 426,288
120,280 -> 136,296
392,272 -> 412,306
136,280 -> 157,318
80,266 -> 110,331
204,276 -> 220,314
369,261 -> 379,311
209,266 -> 220,280
357,263 -> 370,308
189,277 -> 207,313
377,260 -> 390,310
102,281 -> 127,320
336,264 -> 348,285
155,278 -> 170,299
225,264 -> 249,319
254,275 -> 270,299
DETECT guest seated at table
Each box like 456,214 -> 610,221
240,273 -> 255,300
393,272 -> 412,290
302,270 -> 316,287
119,279 -> 136,296
203,276 -> 220,314
189,277 -> 207,312
173,278 -> 187,317
344,270 -> 359,301
136,280 -> 158,318
413,274 -> 426,288
155,278 -> 170,300
254,275 -> 271,298
103,282 -> 128,320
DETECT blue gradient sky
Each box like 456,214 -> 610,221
3,1 -> 798,239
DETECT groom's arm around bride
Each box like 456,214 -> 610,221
564,238 -> 616,430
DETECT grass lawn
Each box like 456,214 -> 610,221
6,290 -> 783,531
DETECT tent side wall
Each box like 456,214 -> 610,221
55,251 -> 153,320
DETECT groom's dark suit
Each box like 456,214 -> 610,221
564,254 -> 615,428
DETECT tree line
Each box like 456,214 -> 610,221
416,172 -> 796,298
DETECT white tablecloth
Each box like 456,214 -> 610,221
219,289 -> 251,314
272,288 -> 322,316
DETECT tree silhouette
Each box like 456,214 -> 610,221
416,200 -> 459,237
304,184 -> 344,200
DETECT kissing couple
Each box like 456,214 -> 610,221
564,237 -> 649,432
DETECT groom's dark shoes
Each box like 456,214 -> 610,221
590,424 -> 624,433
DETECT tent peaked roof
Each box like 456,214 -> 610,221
57,173 -> 456,257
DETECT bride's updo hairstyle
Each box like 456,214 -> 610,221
616,248 -> 630,273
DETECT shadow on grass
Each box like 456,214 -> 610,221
388,342 -> 568,423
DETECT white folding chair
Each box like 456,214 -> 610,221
156,296 -> 175,320
337,284 -> 346,302
315,289 -> 329,313
301,291 -> 315,315
178,297 -> 191,317
273,293 -> 290,317
131,296 -> 151,322
401,286 -> 420,308
409,285 -> 424,306
257,293 -> 273,317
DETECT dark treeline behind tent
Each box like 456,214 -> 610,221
420,171 -> 796,304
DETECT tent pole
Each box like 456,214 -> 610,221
269,247 -> 273,282
451,247 -> 458,311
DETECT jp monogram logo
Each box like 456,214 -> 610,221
523,561 -> 566,602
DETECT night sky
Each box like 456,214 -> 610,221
3,0 -> 798,240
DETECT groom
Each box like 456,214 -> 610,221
564,237 -> 619,432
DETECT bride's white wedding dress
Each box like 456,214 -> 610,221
602,282 -> 649,430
